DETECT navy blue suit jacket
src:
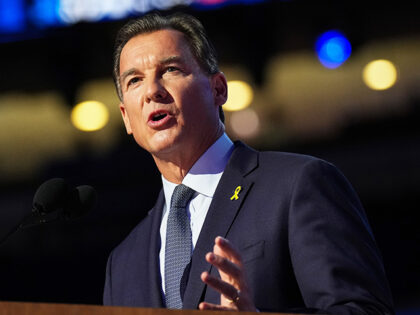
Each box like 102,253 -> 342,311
104,142 -> 394,314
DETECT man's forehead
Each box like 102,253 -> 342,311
123,29 -> 189,53
119,29 -> 199,74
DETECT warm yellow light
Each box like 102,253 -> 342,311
223,80 -> 254,111
230,108 -> 260,138
362,59 -> 397,90
71,100 -> 109,132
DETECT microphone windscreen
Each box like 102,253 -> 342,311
76,185 -> 97,214
32,178 -> 69,214
64,185 -> 97,220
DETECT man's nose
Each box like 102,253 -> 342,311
145,78 -> 168,103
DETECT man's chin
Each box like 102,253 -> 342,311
143,138 -> 181,158
134,130 -> 177,153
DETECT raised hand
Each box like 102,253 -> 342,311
199,236 -> 257,311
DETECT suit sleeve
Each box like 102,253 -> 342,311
288,159 -> 394,315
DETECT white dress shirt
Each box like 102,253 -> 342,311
159,133 -> 234,293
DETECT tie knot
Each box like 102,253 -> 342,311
171,184 -> 195,209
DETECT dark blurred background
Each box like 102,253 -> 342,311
0,1 -> 419,314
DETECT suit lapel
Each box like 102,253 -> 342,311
182,141 -> 258,309
147,190 -> 165,307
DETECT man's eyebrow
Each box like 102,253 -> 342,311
120,68 -> 137,84
120,56 -> 186,84
159,56 -> 184,65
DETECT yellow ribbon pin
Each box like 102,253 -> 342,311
230,186 -> 242,200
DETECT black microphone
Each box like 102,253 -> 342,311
61,184 -> 97,221
25,178 -> 96,226
31,177 -> 69,221
0,178 -> 97,246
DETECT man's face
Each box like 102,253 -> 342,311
118,29 -> 226,159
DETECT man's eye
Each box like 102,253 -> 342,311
166,66 -> 179,73
127,77 -> 140,86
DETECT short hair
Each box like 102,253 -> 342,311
113,12 -> 224,122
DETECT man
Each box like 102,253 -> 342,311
103,12 -> 394,314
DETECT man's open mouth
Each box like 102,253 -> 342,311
152,113 -> 167,121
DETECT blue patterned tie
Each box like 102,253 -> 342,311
164,184 -> 195,309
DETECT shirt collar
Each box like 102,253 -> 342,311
162,133 -> 234,204
162,176 -> 178,211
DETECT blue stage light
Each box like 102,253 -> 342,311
316,30 -> 352,69
0,0 -> 25,33
29,0 -> 62,28
193,0 -> 267,10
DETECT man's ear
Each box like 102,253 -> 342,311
211,72 -> 228,107
119,102 -> 132,134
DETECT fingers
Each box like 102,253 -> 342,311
200,237 -> 257,311
199,301 -> 235,311
201,271 -> 239,301
206,252 -> 241,280
213,236 -> 242,266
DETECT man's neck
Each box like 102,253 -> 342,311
153,126 -> 224,184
